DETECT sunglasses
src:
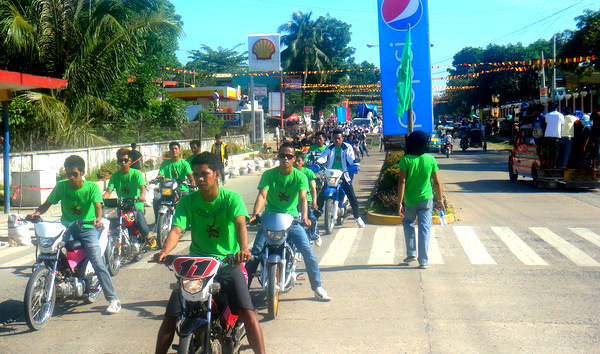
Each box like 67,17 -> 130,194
66,172 -> 80,178
278,153 -> 295,160
118,158 -> 130,163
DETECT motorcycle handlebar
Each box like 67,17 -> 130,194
148,254 -> 256,266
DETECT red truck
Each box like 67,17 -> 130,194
508,124 -> 599,189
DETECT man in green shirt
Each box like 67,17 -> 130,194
153,141 -> 195,221
154,152 -> 265,354
397,131 -> 445,269
294,151 -> 321,246
305,131 -> 327,164
186,139 -> 201,164
102,148 -> 154,248
27,155 -> 121,314
245,142 -> 330,301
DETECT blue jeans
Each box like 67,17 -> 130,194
71,227 -> 118,302
246,223 -> 321,291
402,199 -> 433,266
306,206 -> 319,240
558,137 -> 572,169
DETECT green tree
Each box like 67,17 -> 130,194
186,44 -> 247,73
0,0 -> 183,148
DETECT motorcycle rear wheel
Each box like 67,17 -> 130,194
267,263 -> 280,320
106,231 -> 122,276
157,212 -> 172,249
324,199 -> 335,234
24,268 -> 56,331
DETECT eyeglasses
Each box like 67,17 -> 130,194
278,153 -> 295,160
118,158 -> 130,163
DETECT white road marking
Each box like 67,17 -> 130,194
428,227 -> 444,264
3,253 -> 36,267
0,245 -> 34,259
530,227 -> 599,267
491,227 -> 548,266
568,228 -> 600,248
367,226 -> 395,265
320,228 -> 359,266
453,226 -> 496,265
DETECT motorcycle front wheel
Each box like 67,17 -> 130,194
105,230 -> 122,276
324,199 -> 335,234
157,211 -> 173,249
267,263 -> 280,320
178,328 -> 219,354
24,267 -> 56,331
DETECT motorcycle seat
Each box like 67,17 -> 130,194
65,240 -> 84,252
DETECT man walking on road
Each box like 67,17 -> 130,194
397,131 -> 444,269
211,134 -> 228,185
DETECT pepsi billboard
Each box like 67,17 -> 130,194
377,0 -> 433,140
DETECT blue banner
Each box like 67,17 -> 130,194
377,0 -> 433,136
336,107 -> 347,123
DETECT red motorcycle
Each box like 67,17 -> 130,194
103,197 -> 151,275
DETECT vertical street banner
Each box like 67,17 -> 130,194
377,0 -> 433,147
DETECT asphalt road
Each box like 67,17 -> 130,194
0,146 -> 599,353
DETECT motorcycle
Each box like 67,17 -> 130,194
441,141 -> 453,158
154,254 -> 248,354
103,197 -> 151,276
23,217 -> 110,330
253,213 -> 300,320
150,177 -> 190,249
311,164 -> 359,234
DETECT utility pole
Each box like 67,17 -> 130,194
553,35 -> 557,100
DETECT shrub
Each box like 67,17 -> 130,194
95,159 -> 119,181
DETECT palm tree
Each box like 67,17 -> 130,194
278,11 -> 330,86
0,0 -> 182,147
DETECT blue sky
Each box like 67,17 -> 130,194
170,0 -> 599,83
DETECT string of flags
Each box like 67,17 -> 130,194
163,55 -> 593,78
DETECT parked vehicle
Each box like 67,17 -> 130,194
508,124 -> 599,189
253,213 -> 300,320
150,177 -> 189,248
311,164 -> 359,234
23,217 -> 110,330
103,197 -> 151,275
154,254 -> 248,354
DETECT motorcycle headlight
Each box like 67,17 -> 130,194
162,188 -> 173,196
182,279 -> 205,294
40,238 -> 55,248
266,230 -> 285,242
328,177 -> 337,184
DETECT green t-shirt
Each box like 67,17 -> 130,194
305,144 -> 326,162
399,153 -> 439,207
107,169 -> 146,210
159,159 -> 192,192
47,180 -> 103,227
331,146 -> 343,170
258,167 -> 309,217
172,187 -> 248,258
186,155 -> 198,165
297,167 -> 316,202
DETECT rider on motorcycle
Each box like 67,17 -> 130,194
245,142 -> 331,301
102,148 -> 155,248
27,155 -> 121,314
154,152 -> 265,354
315,129 -> 365,228
294,151 -> 322,246
153,141 -> 195,221
305,131 -> 327,163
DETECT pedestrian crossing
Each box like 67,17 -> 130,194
1,225 -> 600,270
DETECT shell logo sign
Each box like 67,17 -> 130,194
248,34 -> 280,72
252,38 -> 276,60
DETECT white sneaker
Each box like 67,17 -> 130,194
106,299 -> 121,314
356,217 -> 365,228
314,235 -> 323,247
314,287 -> 331,301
